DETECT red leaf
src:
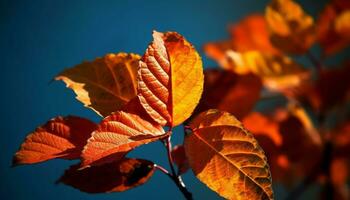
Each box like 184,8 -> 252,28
304,63 -> 350,112
193,69 -> 262,120
171,145 -> 189,175
13,116 -> 96,166
58,158 -> 155,193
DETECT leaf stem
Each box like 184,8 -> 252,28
154,164 -> 171,177
162,133 -> 193,200
164,135 -> 177,176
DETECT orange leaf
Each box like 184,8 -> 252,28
81,111 -> 165,167
229,14 -> 280,55
242,112 -> 292,183
203,14 -> 280,70
243,112 -> 282,148
138,31 -> 203,127
265,0 -> 316,54
193,69 -> 262,120
13,116 -> 96,166
225,50 -> 310,93
317,1 -> 350,56
185,110 -> 273,199
56,53 -> 140,117
171,145 -> 189,175
57,158 -> 155,193
203,41 -> 235,69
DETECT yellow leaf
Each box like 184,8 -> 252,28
56,53 -> 140,117
138,31 -> 203,127
185,110 -> 274,200
226,50 -> 310,93
265,0 -> 316,54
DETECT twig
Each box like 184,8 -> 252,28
162,133 -> 193,200
306,51 -> 323,73
154,164 -> 171,177
164,135 -> 177,177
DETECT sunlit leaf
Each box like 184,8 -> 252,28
185,110 -> 273,200
193,69 -> 262,120
265,0 -> 316,54
171,145 -> 189,175
57,158 -> 155,193
225,50 -> 310,93
13,116 -> 96,166
82,111 -> 165,167
138,31 -> 203,127
317,1 -> 350,56
56,53 -> 140,117
242,112 -> 291,183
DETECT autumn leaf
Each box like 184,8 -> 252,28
242,112 -> 290,183
138,31 -> 203,127
13,116 -> 96,166
229,14 -> 280,55
56,53 -> 140,117
317,1 -> 350,56
242,112 -> 282,148
203,14 -> 279,69
243,112 -> 297,182
303,62 -> 350,112
193,69 -> 262,120
57,158 -> 155,193
265,0 -> 316,54
225,50 -> 310,93
278,113 -> 322,177
204,41 -> 235,69
184,110 -> 273,199
171,145 -> 189,175
81,111 -> 166,167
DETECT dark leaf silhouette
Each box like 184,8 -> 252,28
58,158 -> 155,193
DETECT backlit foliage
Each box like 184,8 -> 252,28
13,0 -> 350,199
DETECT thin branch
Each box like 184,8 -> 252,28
306,51 -> 323,73
164,134 -> 177,177
154,164 -> 171,177
161,133 -> 193,200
